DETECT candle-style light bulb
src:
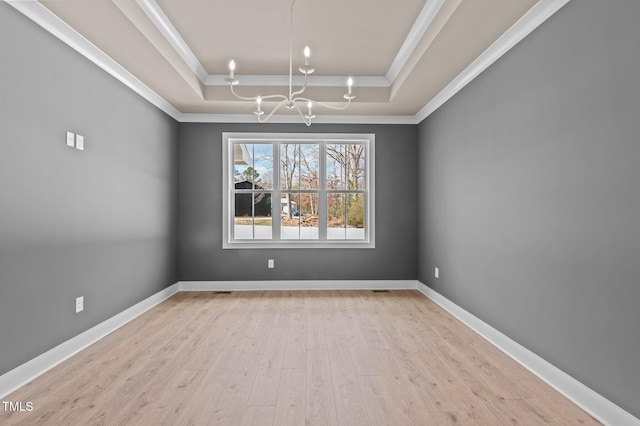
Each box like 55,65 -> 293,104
299,46 -> 315,74
304,46 -> 311,65
347,77 -> 353,94
229,60 -> 236,79
304,100 -> 315,124
254,96 -> 264,117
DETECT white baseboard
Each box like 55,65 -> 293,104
0,280 -> 414,400
416,282 -> 640,426
3,280 -> 637,425
0,283 -> 180,400
178,279 -> 419,292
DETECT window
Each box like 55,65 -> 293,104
223,133 -> 375,248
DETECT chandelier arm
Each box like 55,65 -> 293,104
293,96 -> 353,111
288,0 -> 295,101
290,72 -> 309,98
257,99 -> 288,123
258,94 -> 290,102
229,84 -> 288,103
229,84 -> 260,102
226,0 -> 353,125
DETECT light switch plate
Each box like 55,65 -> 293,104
75,296 -> 84,313
66,131 -> 75,147
75,134 -> 84,151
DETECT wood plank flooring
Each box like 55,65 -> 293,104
0,290 -> 600,425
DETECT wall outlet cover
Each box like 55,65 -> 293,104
66,131 -> 75,147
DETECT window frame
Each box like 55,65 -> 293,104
222,132 -> 375,249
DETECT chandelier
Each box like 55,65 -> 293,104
225,0 -> 355,126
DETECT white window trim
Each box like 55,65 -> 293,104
222,132 -> 375,249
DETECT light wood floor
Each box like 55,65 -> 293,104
1,290 -> 600,425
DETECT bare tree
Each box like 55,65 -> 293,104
280,143 -> 299,218
326,144 -> 366,227
326,144 -> 365,189
299,144 -> 319,215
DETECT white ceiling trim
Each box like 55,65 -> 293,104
136,0 -> 208,83
136,0 -> 440,90
7,0 -> 571,125
179,113 -> 417,125
385,0 -> 446,84
415,0 -> 572,123
205,74 -> 390,88
6,0 -> 182,121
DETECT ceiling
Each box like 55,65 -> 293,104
9,0 -> 569,123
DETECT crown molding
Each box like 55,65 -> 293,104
415,0 -> 571,123
205,74 -> 390,88
5,0 -> 182,121
178,113 -> 417,125
134,0 -> 441,90
7,0 -> 571,125
386,0 -> 446,83
135,0 -> 208,83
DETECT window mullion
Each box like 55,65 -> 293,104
342,144 -> 348,239
319,143 -> 327,240
227,142 -> 234,243
272,142 -> 281,241
251,143 -> 257,241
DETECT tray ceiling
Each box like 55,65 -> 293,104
8,0 -> 569,123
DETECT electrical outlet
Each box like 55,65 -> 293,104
75,296 -> 84,313
268,259 -> 274,269
435,267 -> 439,278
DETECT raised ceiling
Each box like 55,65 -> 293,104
8,0 -> 569,123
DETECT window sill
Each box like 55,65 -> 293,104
222,240 -> 375,249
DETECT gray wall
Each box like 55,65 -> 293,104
417,0 -> 640,418
4,0 -> 636,418
0,4 -> 178,375
178,122 -> 417,281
